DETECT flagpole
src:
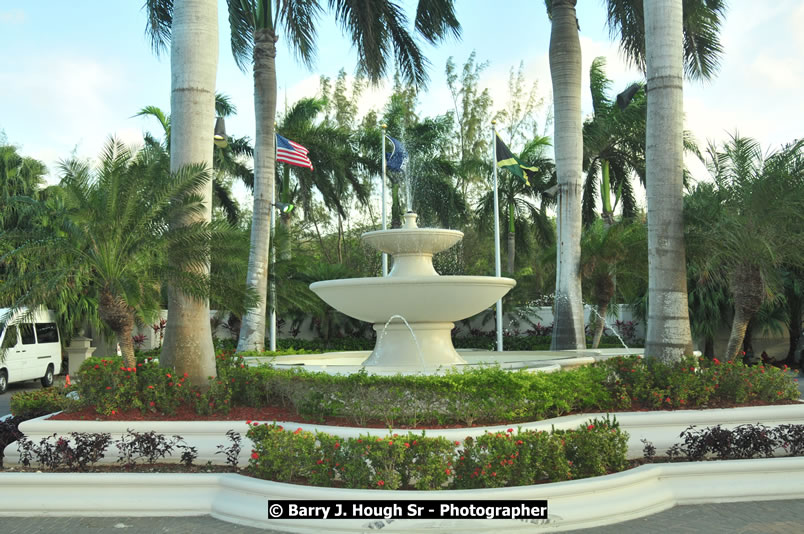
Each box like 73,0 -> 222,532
492,121 -> 504,352
269,129 -> 277,352
381,124 -> 388,276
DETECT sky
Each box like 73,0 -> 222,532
1,1 -> 802,202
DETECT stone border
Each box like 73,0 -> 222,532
5,403 -> 804,465
1,457 -> 803,532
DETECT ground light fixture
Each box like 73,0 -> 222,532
213,117 -> 228,148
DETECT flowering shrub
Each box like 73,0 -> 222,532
76,357 -> 192,415
246,419 -> 628,490
598,355 -> 799,410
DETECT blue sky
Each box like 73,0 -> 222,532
1,1 -> 802,192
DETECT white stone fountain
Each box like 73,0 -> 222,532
309,212 -> 517,368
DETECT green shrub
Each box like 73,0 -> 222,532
247,421 -> 629,490
10,387 -> 76,418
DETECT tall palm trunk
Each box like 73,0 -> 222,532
161,0 -> 218,385
507,203 -> 515,273
725,263 -> 764,361
549,0 -> 585,350
237,28 -> 278,353
644,0 -> 693,362
98,290 -> 137,369
591,276 -> 615,349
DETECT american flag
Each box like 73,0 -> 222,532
276,133 -> 313,170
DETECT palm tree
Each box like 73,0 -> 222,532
0,139 -> 252,369
547,0 -> 586,350
582,57 -> 644,227
475,137 -> 554,274
605,0 -> 726,361
579,219 -> 647,348
276,97 -> 375,261
694,135 -> 804,361
144,0 -> 219,383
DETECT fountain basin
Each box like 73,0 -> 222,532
310,276 -> 516,323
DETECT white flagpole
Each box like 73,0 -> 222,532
492,121 -> 504,352
269,131 -> 277,352
381,124 -> 388,276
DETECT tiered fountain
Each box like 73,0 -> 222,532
310,212 -> 516,369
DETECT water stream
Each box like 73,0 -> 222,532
377,314 -> 426,372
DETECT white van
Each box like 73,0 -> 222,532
0,308 -> 61,394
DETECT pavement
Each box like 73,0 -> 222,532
1,372 -> 802,533
1,501 -> 804,533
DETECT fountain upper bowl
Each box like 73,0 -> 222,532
309,276 -> 516,323
361,227 -> 463,255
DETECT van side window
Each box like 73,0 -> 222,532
20,323 -> 36,345
35,322 -> 59,344
1,325 -> 18,349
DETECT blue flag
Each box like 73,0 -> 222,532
385,135 -> 407,172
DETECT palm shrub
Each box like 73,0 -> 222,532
0,138 -> 253,368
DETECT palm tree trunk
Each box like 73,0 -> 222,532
507,203 -> 515,273
591,301 -> 609,350
644,0 -> 693,362
784,289 -> 802,365
549,0 -> 585,350
161,0 -> 218,385
237,28 -> 278,353
725,263 -> 764,361
98,291 -> 137,369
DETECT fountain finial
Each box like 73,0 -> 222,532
402,212 -> 418,229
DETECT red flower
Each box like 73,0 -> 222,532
166,373 -> 172,378
377,480 -> 385,487
404,443 -> 410,448
445,468 -> 451,475
148,385 -> 154,389
587,424 -> 595,430
251,452 -> 259,460
516,440 -> 523,445
713,358 -> 720,365
105,386 -> 112,390
388,441 -> 393,445
149,401 -> 155,407
94,365 -> 99,369
246,420 -> 252,425
294,428 -> 302,434
334,442 -> 340,449
454,440 -> 460,446
507,428 -> 513,433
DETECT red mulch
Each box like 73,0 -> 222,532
47,398 -> 799,429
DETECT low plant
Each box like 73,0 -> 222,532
647,423 -> 804,462
247,419 -> 629,490
116,429 -> 181,467
16,432 -> 112,471
216,429 -> 242,470
10,388 -> 76,418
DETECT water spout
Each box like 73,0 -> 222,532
377,315 -> 426,372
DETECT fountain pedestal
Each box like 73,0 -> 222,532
310,213 -> 516,369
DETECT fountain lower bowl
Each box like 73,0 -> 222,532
309,275 -> 516,323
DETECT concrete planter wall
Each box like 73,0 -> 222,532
1,457 -> 803,532
5,403 -> 804,466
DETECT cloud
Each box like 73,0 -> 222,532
0,9 -> 25,25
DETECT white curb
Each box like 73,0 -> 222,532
0,457 -> 803,532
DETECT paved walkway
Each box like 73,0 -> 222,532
3,500 -> 804,533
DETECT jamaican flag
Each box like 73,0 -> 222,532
496,133 -> 538,186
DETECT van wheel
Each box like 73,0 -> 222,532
41,365 -> 54,388
0,370 -> 7,394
